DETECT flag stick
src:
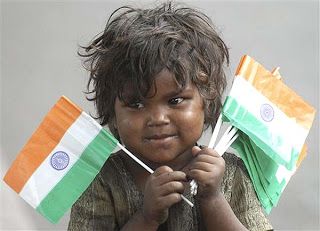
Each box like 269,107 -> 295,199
117,143 -> 154,174
208,114 -> 223,149
191,120 -> 239,196
214,126 -> 238,156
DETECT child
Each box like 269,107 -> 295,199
68,2 -> 273,230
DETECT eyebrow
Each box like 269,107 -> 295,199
120,84 -> 194,102
164,86 -> 193,98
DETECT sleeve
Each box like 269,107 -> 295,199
67,174 -> 118,231
229,159 -> 273,231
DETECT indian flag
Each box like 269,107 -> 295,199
222,55 -> 316,212
232,131 -> 294,213
223,55 -> 315,170
3,96 -> 118,223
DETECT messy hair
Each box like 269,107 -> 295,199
81,2 -> 229,139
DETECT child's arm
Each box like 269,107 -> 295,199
188,146 -> 248,231
121,166 -> 187,230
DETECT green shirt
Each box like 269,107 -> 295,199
68,152 -> 272,230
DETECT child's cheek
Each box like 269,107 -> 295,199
178,107 -> 205,138
117,118 -> 138,137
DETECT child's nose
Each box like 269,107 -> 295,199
146,106 -> 170,127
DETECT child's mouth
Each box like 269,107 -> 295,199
144,134 -> 178,145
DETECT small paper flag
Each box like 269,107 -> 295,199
222,55 -> 316,212
3,96 -> 118,223
223,55 -> 315,170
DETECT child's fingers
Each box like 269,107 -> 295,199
192,146 -> 220,157
158,181 -> 185,195
189,162 -> 215,173
192,153 -> 219,164
187,169 -> 214,183
153,165 -> 173,176
156,171 -> 187,185
187,154 -> 225,183
192,154 -> 225,168
153,168 -> 187,185
187,149 -> 226,201
192,146 -> 202,156
186,150 -> 224,173
158,193 -> 183,209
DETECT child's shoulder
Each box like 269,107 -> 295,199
223,152 -> 247,173
223,152 -> 250,182
105,151 -> 124,168
222,152 -> 273,230
98,151 -> 131,186
221,152 -> 249,201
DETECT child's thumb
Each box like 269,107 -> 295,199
191,146 -> 202,156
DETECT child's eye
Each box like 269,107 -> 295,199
168,97 -> 183,105
128,102 -> 144,109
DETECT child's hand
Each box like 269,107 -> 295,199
142,166 -> 186,226
187,146 -> 225,201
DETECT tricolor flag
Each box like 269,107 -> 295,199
223,55 -> 315,171
3,96 -> 118,223
222,55 -> 316,212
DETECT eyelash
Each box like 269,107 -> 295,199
168,97 -> 184,105
127,102 -> 144,109
126,97 -> 185,109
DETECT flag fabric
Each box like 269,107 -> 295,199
3,96 -> 118,223
231,131 -> 293,213
223,55 -> 315,170
222,55 -> 316,212
235,132 -> 307,212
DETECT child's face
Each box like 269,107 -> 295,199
114,69 -> 205,168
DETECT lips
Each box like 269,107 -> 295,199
144,133 -> 178,145
146,134 -> 176,140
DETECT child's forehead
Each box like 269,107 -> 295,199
119,69 -> 192,100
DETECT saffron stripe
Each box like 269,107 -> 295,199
36,128 -> 118,223
19,112 -> 102,208
3,96 -> 82,193
235,55 -> 315,130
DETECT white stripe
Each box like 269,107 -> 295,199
228,76 -> 308,163
19,112 -> 102,208
275,164 -> 295,190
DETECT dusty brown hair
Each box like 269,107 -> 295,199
81,2 -> 229,139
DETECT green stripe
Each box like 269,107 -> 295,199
223,96 -> 300,170
231,135 -> 273,213
36,128 -> 117,223
233,132 -> 285,207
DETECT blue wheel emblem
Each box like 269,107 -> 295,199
260,103 -> 274,122
50,151 -> 70,170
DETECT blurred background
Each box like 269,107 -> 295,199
1,0 -> 319,230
